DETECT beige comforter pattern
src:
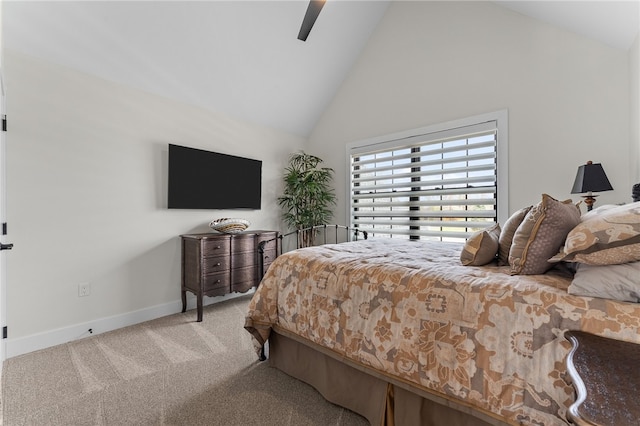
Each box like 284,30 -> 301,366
245,239 -> 640,425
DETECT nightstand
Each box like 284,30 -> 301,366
565,330 -> 640,425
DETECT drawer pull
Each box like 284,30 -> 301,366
216,245 -> 221,249
216,262 -> 221,266
215,279 -> 221,284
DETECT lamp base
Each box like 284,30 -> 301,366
581,194 -> 599,211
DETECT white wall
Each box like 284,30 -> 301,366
4,50 -> 304,355
308,1 -> 632,224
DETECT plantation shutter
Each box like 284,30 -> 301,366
349,120 -> 499,241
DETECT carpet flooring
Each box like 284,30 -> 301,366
1,295 -> 369,425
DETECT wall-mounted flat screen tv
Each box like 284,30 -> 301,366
168,144 -> 262,209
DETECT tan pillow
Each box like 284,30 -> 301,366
509,194 -> 581,275
460,223 -> 501,266
551,202 -> 640,265
498,206 -> 532,265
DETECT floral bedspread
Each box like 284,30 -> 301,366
245,239 -> 640,425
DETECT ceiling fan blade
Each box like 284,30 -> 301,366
298,0 -> 326,41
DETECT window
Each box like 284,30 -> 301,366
347,111 -> 508,242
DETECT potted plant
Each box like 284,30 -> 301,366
278,151 -> 336,247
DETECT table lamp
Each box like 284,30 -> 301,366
571,161 -> 613,211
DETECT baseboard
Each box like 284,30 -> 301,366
5,290 -> 255,358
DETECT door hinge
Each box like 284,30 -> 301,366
2,115 -> 6,132
2,223 -> 6,235
3,326 -> 7,339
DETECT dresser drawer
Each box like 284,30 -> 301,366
203,255 -> 230,273
232,251 -> 256,269
231,265 -> 256,283
202,239 -> 230,258
261,249 -> 276,265
231,234 -> 256,253
203,272 -> 230,293
232,264 -> 258,294
257,233 -> 277,249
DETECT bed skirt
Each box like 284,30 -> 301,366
268,329 -> 510,426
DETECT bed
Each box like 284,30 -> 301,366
245,200 -> 640,426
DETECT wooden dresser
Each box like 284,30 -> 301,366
180,230 -> 278,321
565,330 -> 640,425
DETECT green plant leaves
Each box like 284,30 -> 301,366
277,151 -> 337,233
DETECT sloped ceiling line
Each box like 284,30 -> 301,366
3,1 -> 637,137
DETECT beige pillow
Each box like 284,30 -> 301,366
551,202 -> 640,265
498,206 -> 532,266
460,223 -> 501,266
509,194 -> 581,275
568,261 -> 640,302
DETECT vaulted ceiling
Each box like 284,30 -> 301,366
3,1 -> 638,137
497,1 -> 638,51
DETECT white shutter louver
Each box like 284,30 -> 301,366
349,121 -> 499,241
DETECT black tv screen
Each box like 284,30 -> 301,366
168,144 -> 262,209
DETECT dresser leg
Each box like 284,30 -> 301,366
181,290 -> 187,313
197,294 -> 203,322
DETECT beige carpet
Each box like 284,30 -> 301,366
1,295 -> 368,425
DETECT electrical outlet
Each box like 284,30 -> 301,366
78,283 -> 91,297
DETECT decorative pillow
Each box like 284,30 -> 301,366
550,202 -> 640,265
509,194 -> 581,275
568,261 -> 640,302
559,242 -> 640,265
460,223 -> 501,266
579,203 -> 619,221
497,206 -> 532,266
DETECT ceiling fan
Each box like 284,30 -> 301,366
298,0 -> 326,41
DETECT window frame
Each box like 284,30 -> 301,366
345,110 -> 509,240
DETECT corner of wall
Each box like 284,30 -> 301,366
631,33 -> 639,184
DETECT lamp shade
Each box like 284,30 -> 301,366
571,161 -> 613,194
